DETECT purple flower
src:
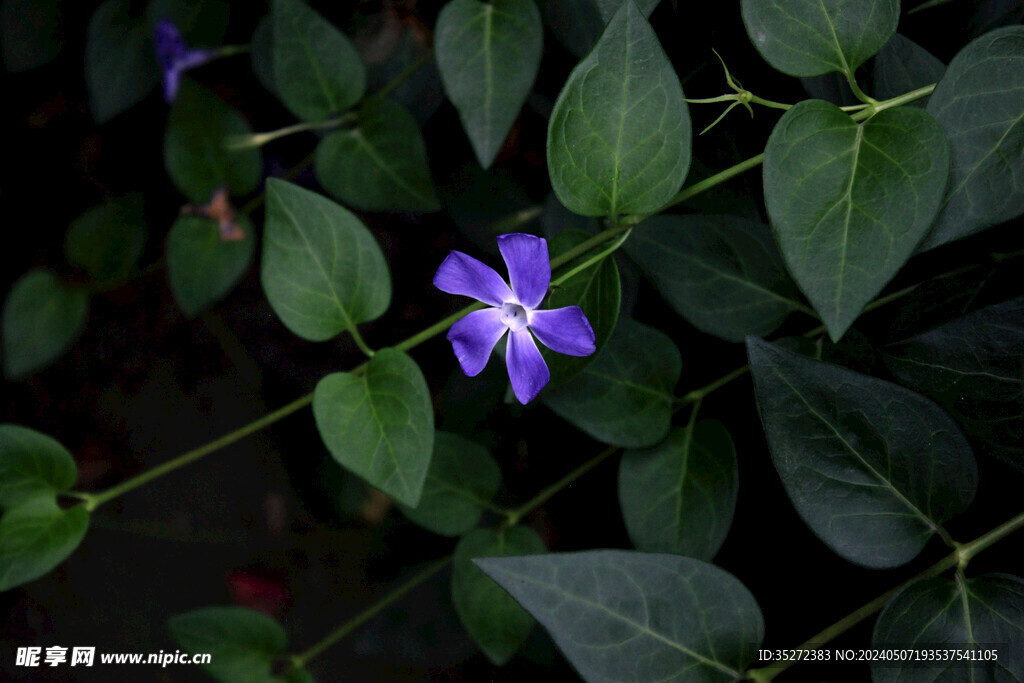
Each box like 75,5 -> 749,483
434,233 -> 597,404
154,20 -> 216,102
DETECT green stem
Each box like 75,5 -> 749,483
844,68 -> 878,105
349,326 -> 376,358
376,51 -> 433,100
745,509 -> 1024,681
215,44 -> 251,58
80,393 -> 315,511
505,446 -> 619,526
550,228 -> 632,287
289,556 -> 452,670
747,93 -> 792,111
227,115 -> 352,150
678,365 -> 750,405
851,84 -> 936,121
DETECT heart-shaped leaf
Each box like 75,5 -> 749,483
547,0 -> 691,217
64,195 -> 147,283
872,574 -> 1024,681
541,0 -> 660,58
3,269 -> 88,380
543,318 -> 681,448
261,179 -> 391,342
164,79 -> 262,204
167,606 -> 291,682
313,349 -> 433,506
921,26 -> 1024,249
741,0 -> 898,77
167,215 -> 255,318
435,0 -> 543,168
3,0 -> 63,72
884,296 -> 1024,469
397,432 -> 501,537
619,419 -> 738,559
476,550 -> 764,681
763,100 -> 950,340
747,337 -> 978,568
84,0 -> 158,122
314,97 -> 441,212
272,0 -> 365,121
544,230 -> 621,385
872,34 -> 945,107
0,425 -> 89,591
452,526 -> 546,665
626,215 -> 805,341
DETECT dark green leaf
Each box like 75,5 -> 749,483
272,0 -> 365,121
85,0 -> 157,122
873,34 -> 945,106
619,419 -> 737,560
2,269 -> 88,379
313,349 -> 434,507
543,318 -> 681,448
251,17 -> 277,96
167,214 -> 255,318
544,230 -> 621,385
435,0 -> 543,168
547,0 -> 691,217
164,79 -> 262,203
872,574 -> 1024,681
741,0 -> 898,77
397,432 -> 501,537
747,338 -> 978,568
884,297 -> 1024,469
763,100 -> 950,340
0,425 -> 89,591
452,526 -> 546,665
922,26 -> 1024,249
3,0 -> 62,72
64,195 -> 146,283
593,0 -> 661,21
167,606 -> 287,683
540,0 -> 660,58
476,550 -> 764,681
261,179 -> 391,341
314,97 -> 440,212
626,215 -> 805,341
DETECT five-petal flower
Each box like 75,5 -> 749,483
434,233 -> 597,404
154,20 -> 217,102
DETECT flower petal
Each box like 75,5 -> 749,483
163,67 -> 181,103
497,233 -> 550,309
506,329 -> 550,404
447,308 -> 508,377
529,306 -> 597,357
176,47 -> 217,71
154,20 -> 186,68
433,251 -> 513,307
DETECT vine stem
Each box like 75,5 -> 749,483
505,446 -> 620,526
745,509 -> 1024,681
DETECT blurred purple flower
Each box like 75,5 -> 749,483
434,233 -> 596,404
154,19 -> 216,102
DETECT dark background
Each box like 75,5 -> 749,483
2,0 -> 1023,680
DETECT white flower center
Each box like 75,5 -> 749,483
500,302 -> 530,332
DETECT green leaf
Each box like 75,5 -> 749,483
64,195 -> 146,283
167,606 -> 287,683
314,97 -> 441,212
872,574 -> 1024,681
3,0 -> 63,72
619,419 -> 737,560
435,0 -> 543,168
543,318 -> 681,448
167,214 -> 255,318
921,26 -> 1024,250
251,16 -> 277,96
540,0 -> 660,58
272,0 -> 365,121
452,526 -> 546,665
313,349 -> 434,507
2,269 -> 88,379
746,337 -> 978,568
0,425 -> 89,591
873,34 -> 945,107
547,0 -> 691,217
544,230 -> 621,385
396,431 -> 501,537
164,79 -> 262,204
593,0 -> 661,21
476,550 -> 764,681
741,0 -> 898,77
85,0 -> 157,122
261,179 -> 391,342
763,100 -> 950,341
883,297 -> 1024,469
626,215 -> 804,342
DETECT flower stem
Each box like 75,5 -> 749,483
505,446 -> 619,526
550,228 -> 632,287
744,509 -> 1024,681
349,326 -> 376,358
289,556 -> 452,670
